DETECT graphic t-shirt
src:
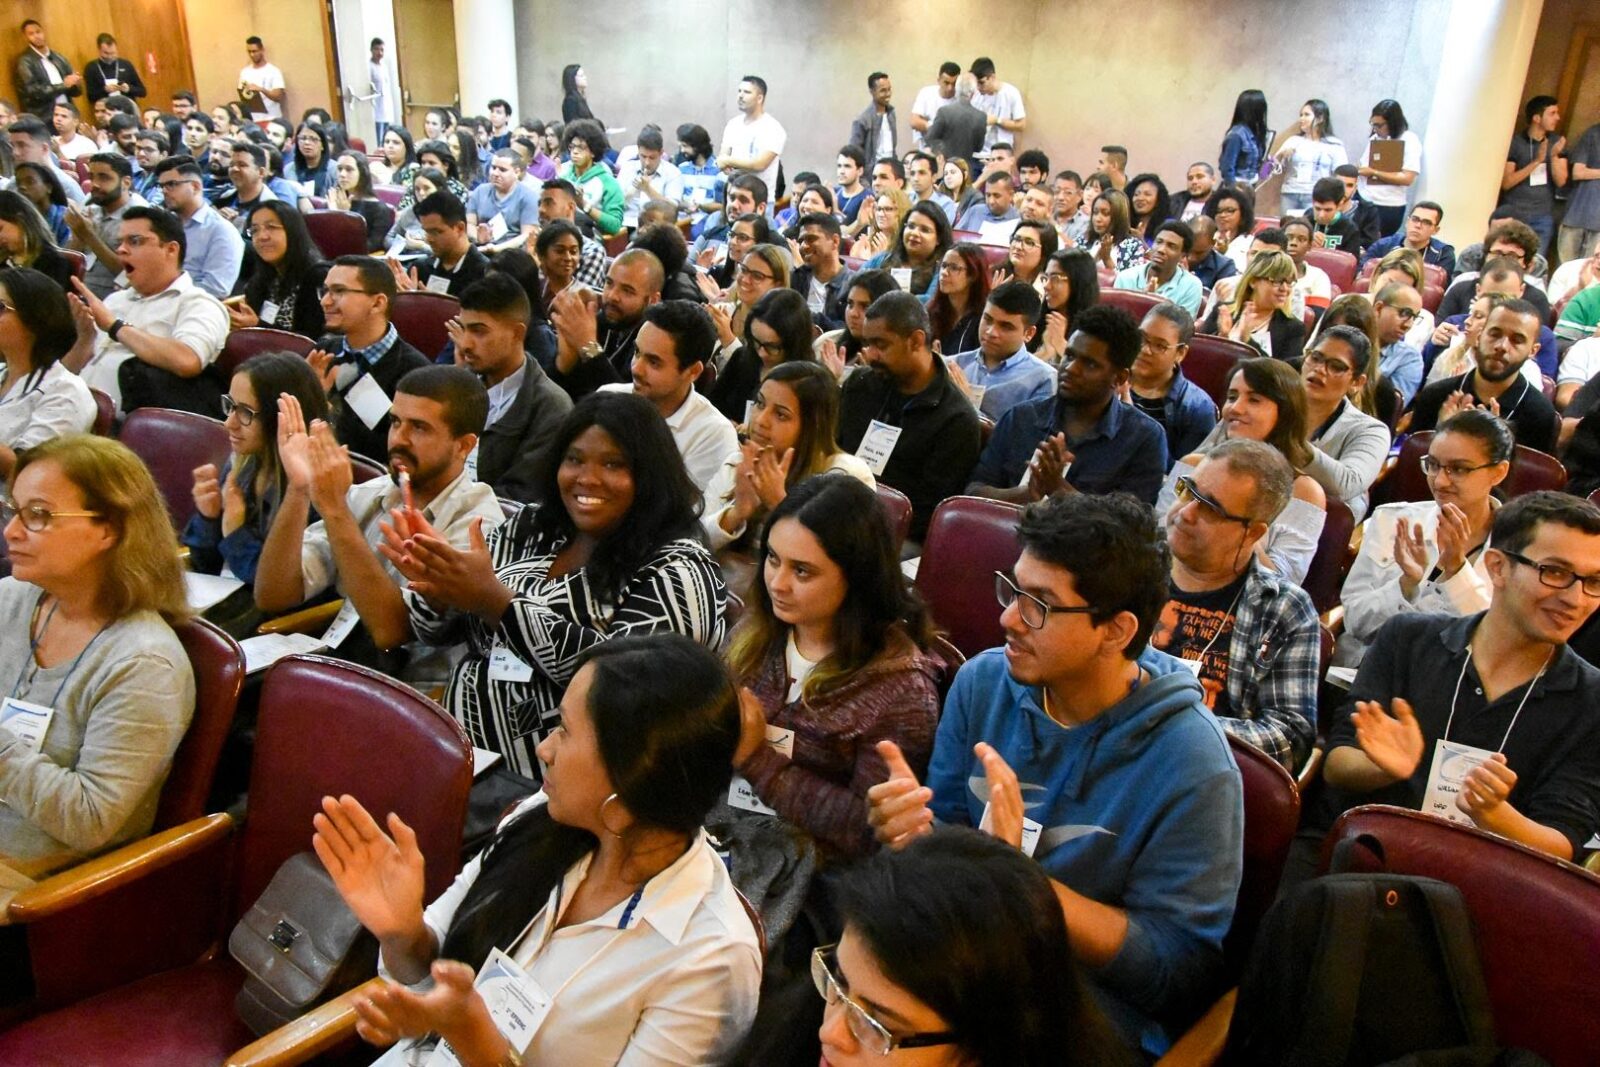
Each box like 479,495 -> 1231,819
1150,572 -> 1248,716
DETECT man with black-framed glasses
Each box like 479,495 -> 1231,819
1291,491 -> 1600,885
868,491 -> 1243,1057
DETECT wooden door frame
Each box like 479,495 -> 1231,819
1556,20 -> 1600,138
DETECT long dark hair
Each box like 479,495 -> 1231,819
1045,248 -> 1099,319
675,123 -> 712,164
561,63 -> 585,98
1126,172 -> 1172,240
287,123 -> 329,171
837,828 -> 1131,1067
233,352 -> 330,515
1302,98 -> 1335,140
450,128 -> 480,185
336,150 -> 375,200
415,139 -> 460,182
1227,358 -> 1313,470
381,124 -> 416,170
727,475 -> 936,700
928,242 -> 990,342
0,266 -> 74,370
1371,98 -> 1409,138
439,634 -> 740,971
841,268 -> 901,360
885,200 -> 953,291
244,201 -> 323,306
0,188 -> 59,265
529,392 -> 703,604
744,288 -> 814,366
14,162 -> 67,209
1228,88 -> 1269,147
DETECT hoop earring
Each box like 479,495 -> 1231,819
598,793 -> 627,839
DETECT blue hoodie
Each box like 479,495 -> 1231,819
927,646 -> 1244,1058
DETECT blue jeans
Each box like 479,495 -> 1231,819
1373,204 -> 1406,237
1279,191 -> 1312,214
1523,214 -> 1555,257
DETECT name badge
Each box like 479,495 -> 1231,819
487,213 -> 510,241
1177,656 -> 1204,678
259,300 -> 281,323
1421,739 -> 1496,827
322,599 -> 361,649
743,400 -> 756,427
488,642 -> 534,683
979,800 -> 1042,857
890,267 -> 913,290
854,419 -> 903,477
464,443 -> 480,482
726,725 -> 794,814
1529,163 -> 1548,188
344,372 -> 393,430
425,272 -> 453,295
0,697 -> 56,753
424,948 -> 551,1067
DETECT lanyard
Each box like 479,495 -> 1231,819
501,861 -> 654,1004
9,597 -> 110,709
1441,639 -> 1552,752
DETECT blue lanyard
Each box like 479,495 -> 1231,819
9,596 -> 110,710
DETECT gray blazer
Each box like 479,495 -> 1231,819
476,357 -> 574,503
1305,400 -> 1392,523
849,104 -> 898,164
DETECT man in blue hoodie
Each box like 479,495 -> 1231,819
869,491 -> 1244,1058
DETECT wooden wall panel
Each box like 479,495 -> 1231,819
0,0 -> 196,118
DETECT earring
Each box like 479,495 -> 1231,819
598,792 -> 626,839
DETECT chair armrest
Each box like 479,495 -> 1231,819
8,813 -> 234,922
257,600 -> 344,636
1154,988 -> 1237,1067
1321,605 -> 1345,638
224,976 -> 385,1067
1296,745 -> 1326,794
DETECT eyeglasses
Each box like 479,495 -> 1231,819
1042,271 -> 1071,286
1174,475 -> 1255,525
1304,350 -> 1354,375
1389,306 -> 1421,323
1500,550 -> 1600,597
1010,235 -> 1041,248
119,234 -> 159,249
737,264 -> 775,284
156,178 -> 196,190
220,395 -> 260,426
1141,335 -> 1182,358
319,285 -> 374,300
994,571 -> 1095,630
811,947 -> 958,1056
1,499 -> 103,531
1420,455 -> 1499,479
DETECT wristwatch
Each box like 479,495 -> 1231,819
577,341 -> 603,361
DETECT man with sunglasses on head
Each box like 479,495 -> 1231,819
868,491 -> 1243,1059
1406,298 -> 1557,454
1289,491 -> 1600,883
1152,440 -> 1320,772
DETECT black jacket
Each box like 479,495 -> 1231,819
848,104 -> 898,165
1200,305 -> 1306,364
83,57 -> 146,104
246,260 -> 330,339
416,247 -> 490,298
790,263 -> 856,332
15,48 -> 79,117
476,358 -> 573,502
318,331 -> 431,463
548,315 -> 643,400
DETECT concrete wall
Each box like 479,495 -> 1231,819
511,0 -> 1452,189
182,0 -> 337,124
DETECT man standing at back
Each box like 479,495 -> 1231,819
239,37 -> 287,120
969,56 -> 1025,151
717,74 -> 785,208
849,72 -> 898,163
14,19 -> 79,122
909,61 -> 959,150
1500,96 -> 1567,257
924,72 -> 988,172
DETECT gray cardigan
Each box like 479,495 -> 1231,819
1305,400 -> 1391,523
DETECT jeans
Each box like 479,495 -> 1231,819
1523,214 -> 1555,257
1279,191 -> 1312,214
1373,204 -> 1406,237
1558,224 -> 1600,266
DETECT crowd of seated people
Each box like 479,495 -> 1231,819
1,48 -> 1600,1066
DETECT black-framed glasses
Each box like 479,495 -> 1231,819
1392,306 -> 1421,323
1174,475 -> 1255,525
1304,350 -> 1354,375
1499,550 -> 1600,597
1,499 -> 103,532
994,571 -> 1095,630
319,285 -> 374,300
737,263 -> 775,284
811,947 -> 958,1056
1420,455 -> 1499,479
220,395 -> 260,426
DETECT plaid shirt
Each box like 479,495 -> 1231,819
575,235 -> 610,291
1208,561 -> 1321,771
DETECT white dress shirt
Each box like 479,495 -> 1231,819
78,272 -> 229,411
598,383 -> 738,503
699,450 -> 875,550
0,361 -> 96,490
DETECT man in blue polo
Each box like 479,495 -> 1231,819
950,280 -> 1054,421
1114,220 -> 1204,314
1361,200 -> 1457,274
966,304 -> 1167,505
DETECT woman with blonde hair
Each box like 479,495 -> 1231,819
0,434 -> 195,904
710,242 -> 790,369
1201,249 -> 1307,362
849,186 -> 911,261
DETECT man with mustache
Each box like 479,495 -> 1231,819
1406,298 -> 1557,453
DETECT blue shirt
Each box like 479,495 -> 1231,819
1381,340 -> 1425,406
912,188 -> 958,225
1219,124 -> 1263,185
679,160 -> 725,221
1113,262 -> 1205,315
970,394 -> 1169,503
181,201 -> 245,299
951,346 -> 1057,421
834,185 -> 870,226
1144,371 -> 1219,468
1361,233 -> 1457,276
1186,249 -> 1238,290
954,202 -> 1020,233
465,182 -> 539,238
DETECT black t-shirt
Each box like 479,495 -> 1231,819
1131,389 -> 1168,429
1407,370 -> 1558,454
1150,570 -> 1249,719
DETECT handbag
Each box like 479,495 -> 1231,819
228,851 -> 379,1036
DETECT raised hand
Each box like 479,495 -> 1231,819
1042,311 -> 1068,357
1434,502 -> 1472,578
306,421 -> 353,515
396,516 -> 510,619
306,348 -> 339,393
866,739 -> 934,849
975,742 -> 1024,849
1351,698 -> 1426,782
1027,432 -> 1072,500
311,794 -> 426,943
191,463 -> 222,520
277,394 -> 314,489
707,302 -> 736,348
70,277 -> 115,332
725,441 -> 762,528
1438,390 -> 1476,422
749,446 -> 793,511
818,336 -> 845,380
1392,517 -> 1429,597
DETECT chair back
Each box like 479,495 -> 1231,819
873,482 -> 913,552
914,496 -> 1024,658
118,408 -> 232,530
1302,498 -> 1355,614
234,655 -> 472,917
89,388 -> 116,436
1098,288 -> 1164,321
1324,805 -> 1600,1065
1224,733 -> 1301,971
1252,215 -> 1280,234
1305,248 -> 1357,292
1372,432 -> 1566,508
350,452 -> 389,483
153,618 -> 245,830
374,183 -> 405,207
952,229 -> 981,243
1506,444 -> 1567,497
61,248 -> 87,280
217,327 -> 317,381
390,290 -> 461,358
976,244 -> 1009,269
1421,282 -> 1445,315
1183,334 -> 1253,408
303,210 -> 371,259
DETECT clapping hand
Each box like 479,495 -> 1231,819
1434,502 -> 1472,578
1351,698 -> 1426,782
1457,753 -> 1517,827
379,515 -> 510,619
1026,432 -> 1072,500
974,743 -> 1024,850
192,463 -> 223,520
220,461 -> 247,536
311,794 -> 426,944
1392,517 -> 1430,598
818,336 -> 845,380
866,740 -> 935,849
277,395 -> 314,490
732,687 -> 769,767
306,348 -> 339,392
746,445 -> 793,511
306,421 -> 353,515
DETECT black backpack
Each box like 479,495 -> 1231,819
1222,872 -> 1505,1066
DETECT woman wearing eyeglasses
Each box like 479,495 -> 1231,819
1298,325 -> 1391,522
849,187 -> 910,262
1200,250 -> 1307,363
182,354 -> 330,614
314,635 -> 761,1066
1157,358 -> 1327,582
1336,410 -> 1511,667
0,268 -> 95,495
709,288 -> 816,424
1032,249 -> 1099,362
227,202 -> 330,339
0,435 -> 193,909
709,242 -> 788,371
994,217 -> 1057,289
926,244 -> 989,357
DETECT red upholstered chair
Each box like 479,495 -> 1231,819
977,243 -> 1010,269
1098,288 -> 1165,321
60,248 -> 86,280
118,408 -> 232,530
349,452 -> 389,483
1505,444 -> 1567,496
1305,248 -> 1357,293
1183,334 -> 1252,409
1301,498 -> 1355,615
391,290 -> 461,358
603,232 -> 630,256
874,482 -> 912,551
1421,282 -> 1445,314
1370,432 -> 1567,509
952,229 -> 981,243
303,210 -> 371,259
216,326 -> 317,381
1319,805 -> 1600,1066
373,183 -> 405,207
0,655 -> 473,1064
914,496 -> 1024,658
347,136 -> 367,154
88,388 -> 115,436
1222,733 -> 1301,971
154,618 -> 246,830
1252,216 -> 1279,235
841,256 -> 866,271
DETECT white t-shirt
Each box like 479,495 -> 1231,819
1557,336 -> 1600,386
369,60 -> 392,123
910,84 -> 954,148
1358,129 -> 1423,207
972,82 -> 1025,150
239,62 -> 286,118
55,133 -> 99,161
1279,135 -> 1348,194
719,112 -> 786,202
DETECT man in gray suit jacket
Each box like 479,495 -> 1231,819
15,19 -> 81,121
848,72 -> 898,164
926,72 -> 989,171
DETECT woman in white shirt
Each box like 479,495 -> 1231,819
0,267 -> 94,492
1357,99 -> 1422,237
702,361 -> 872,552
1272,99 -> 1347,214
315,634 -> 761,1066
1337,410 -> 1511,666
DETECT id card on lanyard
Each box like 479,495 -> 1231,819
423,948 -> 552,1067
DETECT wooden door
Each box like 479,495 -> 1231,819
391,0 -> 455,136
0,0 -> 196,120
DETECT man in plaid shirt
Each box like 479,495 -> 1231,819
1152,439 -> 1320,771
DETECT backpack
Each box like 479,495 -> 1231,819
1222,872 -> 1499,1066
